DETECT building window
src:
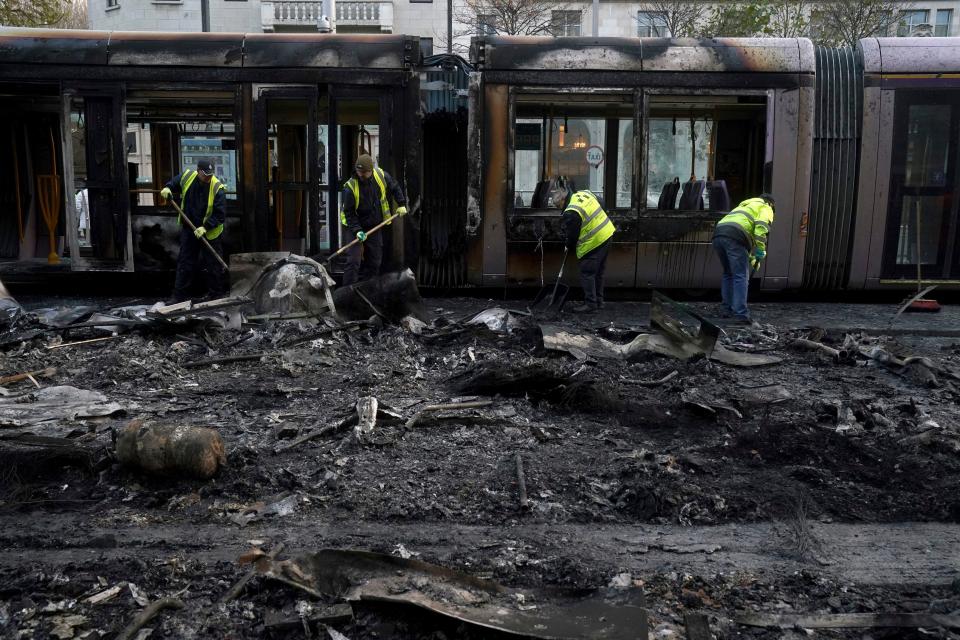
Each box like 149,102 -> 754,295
936,9 -> 953,35
106,0 -> 119,8
420,37 -> 434,57
551,10 -> 581,36
637,11 -> 669,37
477,14 -> 497,35
898,9 -> 930,36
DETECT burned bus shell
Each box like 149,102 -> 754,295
0,29 -> 420,278
467,36 -> 815,291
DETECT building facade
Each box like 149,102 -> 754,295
89,0 -> 960,50
91,0 -> 262,32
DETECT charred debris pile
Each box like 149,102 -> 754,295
1,260 -> 960,638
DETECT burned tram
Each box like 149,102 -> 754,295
466,36 -> 960,292
0,29 -> 420,277
1,29 -> 959,294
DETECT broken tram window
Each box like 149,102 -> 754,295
645,95 -> 766,213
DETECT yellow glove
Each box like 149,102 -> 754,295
194,226 -> 206,239
384,205 -> 407,226
160,187 -> 172,200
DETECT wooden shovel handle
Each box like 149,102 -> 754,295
168,199 -> 229,272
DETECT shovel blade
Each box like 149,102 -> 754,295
530,283 -> 570,314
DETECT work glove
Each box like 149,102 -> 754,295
194,226 -> 206,239
356,230 -> 367,242
160,187 -> 172,200
396,206 -> 408,217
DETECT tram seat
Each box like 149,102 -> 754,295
706,180 -> 730,212
658,177 -> 681,210
531,180 -> 551,208
679,179 -> 706,210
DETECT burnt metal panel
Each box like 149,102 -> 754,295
0,28 -> 108,66
472,36 -> 806,74
243,33 -> 417,69
422,68 -> 469,114
803,47 -> 864,289
636,239 -> 719,289
479,70 -> 806,90
419,109 -> 470,287
107,31 -> 244,67
480,83 -> 509,285
874,37 -> 960,74
0,29 -> 419,72
642,38 -> 803,73
0,64 -> 406,86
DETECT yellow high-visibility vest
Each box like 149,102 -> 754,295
339,167 -> 391,226
564,190 -> 615,258
178,170 -> 225,240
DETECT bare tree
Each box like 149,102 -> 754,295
0,0 -> 72,27
56,0 -> 88,29
454,0 -> 559,40
636,1 -> 708,37
765,0 -> 809,37
813,0 -> 901,47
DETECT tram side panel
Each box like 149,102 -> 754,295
849,37 -> 960,290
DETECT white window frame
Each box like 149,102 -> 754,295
935,8 -> 952,36
637,11 -> 669,37
551,10 -> 581,37
898,9 -> 930,36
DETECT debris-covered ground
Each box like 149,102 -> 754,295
2,285 -> 960,639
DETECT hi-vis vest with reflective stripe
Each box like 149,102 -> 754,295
178,170 -> 225,240
565,190 -> 615,258
340,167 -> 391,226
715,197 -> 774,253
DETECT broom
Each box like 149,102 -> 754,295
37,127 -> 61,265
904,199 -> 940,313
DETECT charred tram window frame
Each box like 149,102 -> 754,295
640,90 -> 769,216
510,88 -> 636,215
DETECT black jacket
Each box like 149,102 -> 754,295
341,170 -> 406,234
165,172 -> 226,230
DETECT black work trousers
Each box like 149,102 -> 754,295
173,227 -> 228,302
342,226 -> 383,286
578,241 -> 610,306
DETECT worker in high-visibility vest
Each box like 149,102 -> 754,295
339,154 -> 407,286
160,159 -> 228,303
552,187 -> 616,313
711,194 -> 775,324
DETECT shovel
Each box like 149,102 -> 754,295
530,247 -> 569,314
